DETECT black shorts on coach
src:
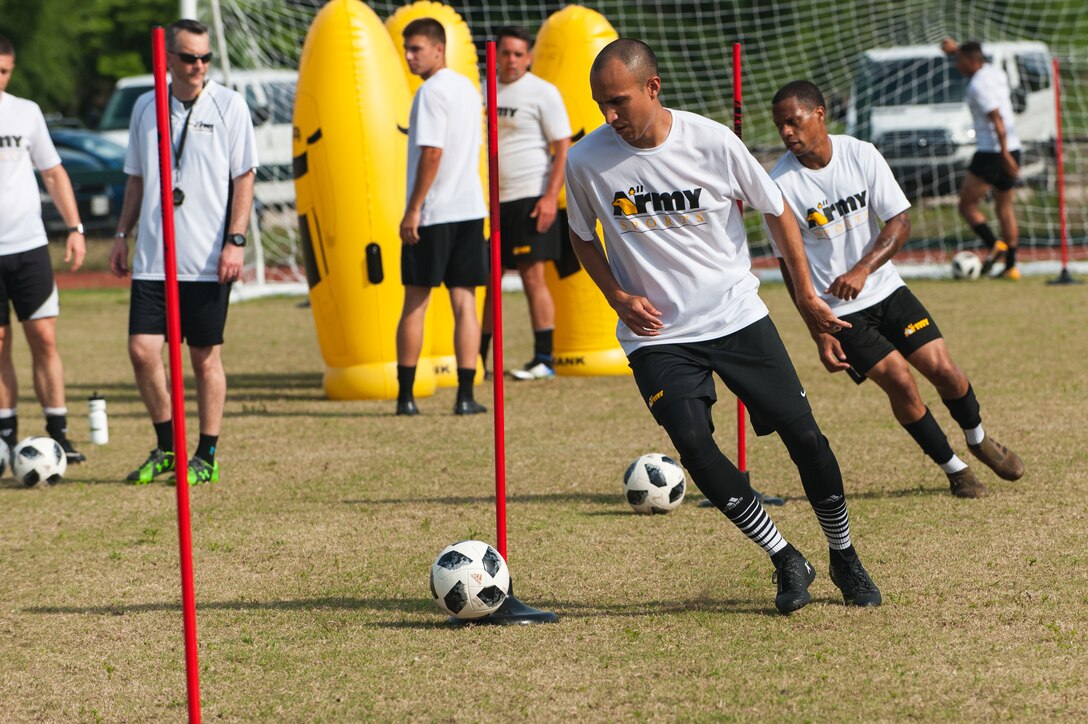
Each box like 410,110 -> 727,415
627,315 -> 812,437
129,279 -> 231,347
0,246 -> 59,325
833,286 -> 942,377
499,197 -> 560,269
402,217 -> 488,288
968,149 -> 1021,191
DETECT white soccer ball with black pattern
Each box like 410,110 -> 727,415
430,540 -> 510,620
623,453 -> 686,514
12,436 -> 67,486
951,251 -> 982,280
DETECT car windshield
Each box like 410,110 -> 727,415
54,133 -> 127,165
859,56 -> 969,107
99,85 -> 150,132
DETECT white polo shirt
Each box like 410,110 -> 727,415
967,64 -> 1021,153
0,93 -> 62,254
565,109 -> 784,354
495,72 -> 571,203
125,79 -> 258,281
768,135 -> 912,316
407,68 -> 486,226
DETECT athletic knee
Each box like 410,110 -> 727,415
780,415 -> 832,466
657,399 -> 717,469
189,348 -> 223,379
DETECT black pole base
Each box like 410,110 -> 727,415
697,471 -> 787,508
448,594 -> 559,626
1047,268 -> 1083,285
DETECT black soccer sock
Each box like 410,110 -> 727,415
195,434 -> 218,464
778,413 -> 854,550
971,222 -> 999,249
153,419 -> 174,452
901,407 -> 956,466
657,398 -> 786,555
456,367 -> 476,403
0,411 -> 17,450
1005,245 -> 1018,268
397,365 -> 417,403
479,333 -> 492,365
533,328 -> 554,363
45,412 -> 68,442
942,385 -> 982,430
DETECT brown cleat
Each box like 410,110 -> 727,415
947,467 -> 989,498
968,436 -> 1025,481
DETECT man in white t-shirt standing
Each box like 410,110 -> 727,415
942,38 -> 1022,279
0,34 -> 87,465
479,26 -> 571,381
566,39 -> 881,614
396,18 -> 488,416
109,19 -> 257,485
768,80 -> 1024,500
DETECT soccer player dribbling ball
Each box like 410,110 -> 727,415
767,80 -> 1024,499
564,39 -> 881,613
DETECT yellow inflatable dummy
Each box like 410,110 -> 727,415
293,0 -> 436,400
533,6 -> 630,376
386,1 -> 486,387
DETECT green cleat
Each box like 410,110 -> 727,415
187,457 -> 219,486
126,449 -> 176,484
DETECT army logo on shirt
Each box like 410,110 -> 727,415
610,184 -> 706,234
804,190 -> 869,239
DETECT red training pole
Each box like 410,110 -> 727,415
1053,57 -> 1068,270
733,42 -> 747,474
486,41 -> 508,561
152,27 -> 201,723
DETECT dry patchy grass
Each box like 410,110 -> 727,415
0,277 -> 1086,721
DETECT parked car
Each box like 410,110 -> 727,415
37,128 -> 128,235
846,41 -> 1056,196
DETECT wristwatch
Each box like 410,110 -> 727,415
227,233 -> 247,247
67,223 -> 84,235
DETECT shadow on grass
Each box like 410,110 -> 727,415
346,492 -> 621,506
24,594 -> 774,621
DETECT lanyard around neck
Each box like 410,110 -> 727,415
170,88 -> 199,172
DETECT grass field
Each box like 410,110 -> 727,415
0,276 -> 1086,721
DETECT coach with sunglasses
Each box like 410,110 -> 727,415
109,18 -> 257,486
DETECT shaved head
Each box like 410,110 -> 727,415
591,38 -> 659,85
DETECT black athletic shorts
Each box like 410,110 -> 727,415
499,197 -> 560,269
627,315 -> 812,437
402,218 -> 488,288
833,286 -> 942,379
968,149 -> 1021,191
129,279 -> 232,347
0,245 -> 59,325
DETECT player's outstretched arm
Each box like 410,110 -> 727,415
778,259 -> 851,373
568,228 -> 663,336
826,210 -> 911,301
765,200 -> 850,337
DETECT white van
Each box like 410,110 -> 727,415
846,42 -> 1055,195
98,69 -> 297,207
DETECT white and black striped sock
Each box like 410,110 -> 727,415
724,496 -> 786,555
812,495 -> 852,551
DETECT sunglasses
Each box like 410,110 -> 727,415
173,51 -> 213,65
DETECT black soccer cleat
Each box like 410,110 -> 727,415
395,399 -> 420,416
56,437 -> 86,465
829,550 -> 882,607
453,399 -> 487,416
772,547 -> 816,614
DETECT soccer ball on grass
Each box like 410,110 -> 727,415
951,251 -> 982,280
623,453 -> 686,514
12,436 -> 67,486
430,540 -> 510,620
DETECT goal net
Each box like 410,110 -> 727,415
204,0 -> 1088,282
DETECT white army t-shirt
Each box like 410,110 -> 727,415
0,93 -> 62,253
125,79 -> 258,281
967,64 -> 1021,153
565,109 -> 784,354
495,72 -> 572,202
407,68 -> 486,226
768,135 -> 912,316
